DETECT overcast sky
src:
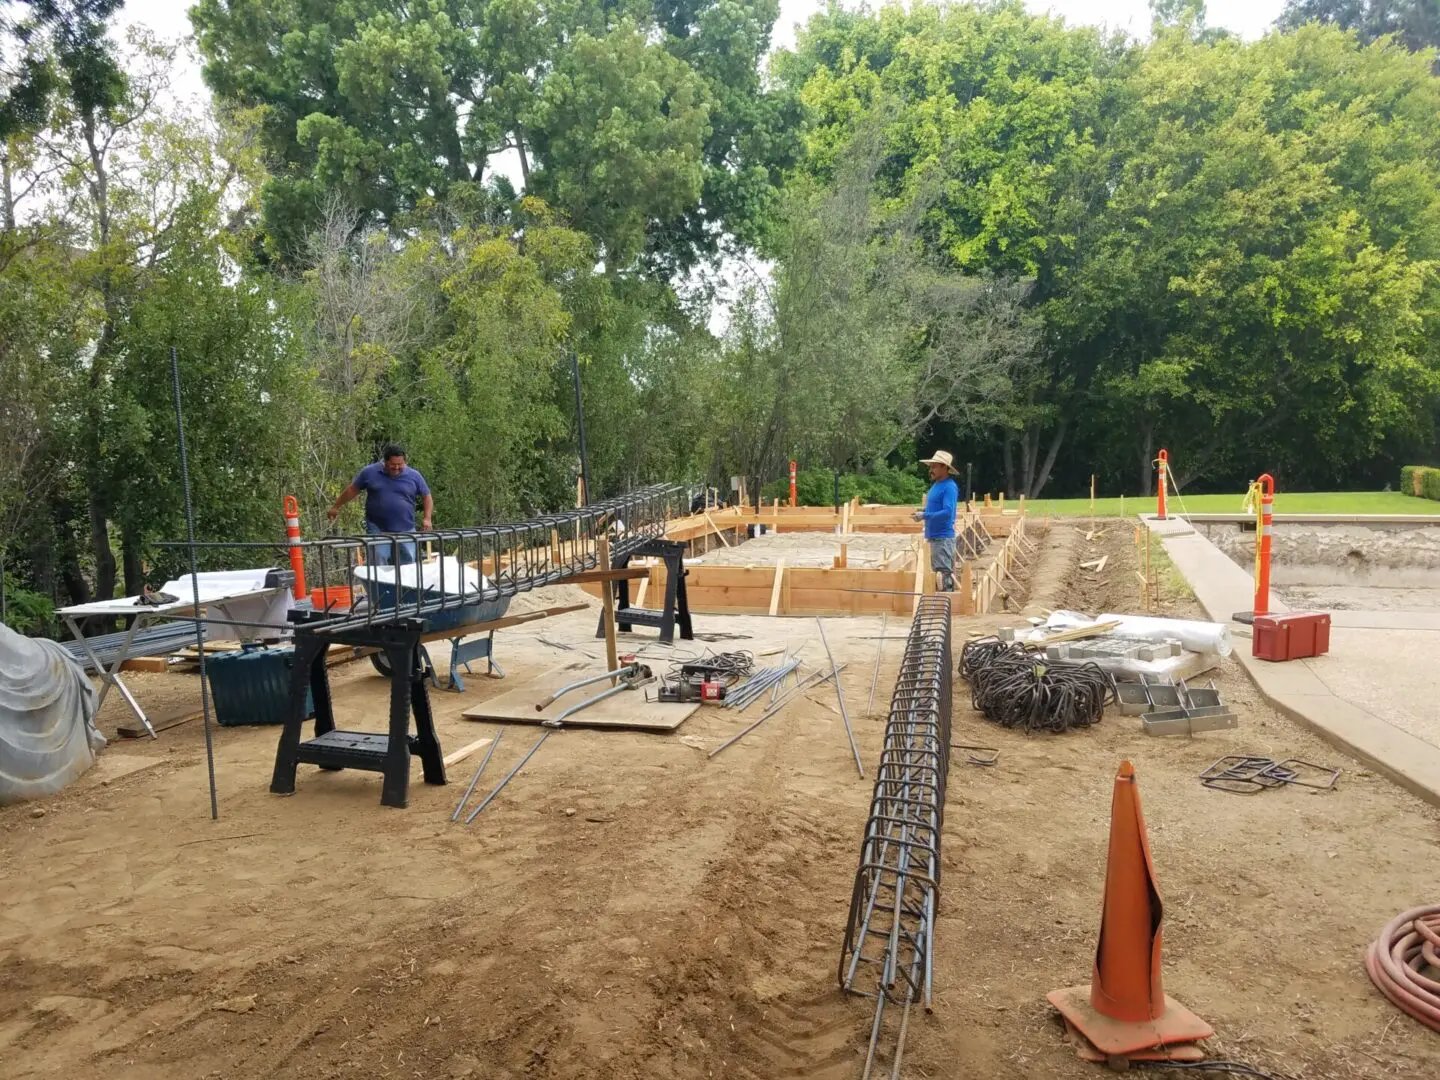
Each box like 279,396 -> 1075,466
124,0 -> 1288,107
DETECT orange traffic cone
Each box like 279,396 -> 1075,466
1048,761 -> 1212,1065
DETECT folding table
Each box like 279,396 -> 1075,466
57,569 -> 294,738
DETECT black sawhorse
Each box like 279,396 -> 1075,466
596,538 -> 693,644
270,620 -> 446,808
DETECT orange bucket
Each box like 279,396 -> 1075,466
310,585 -> 353,612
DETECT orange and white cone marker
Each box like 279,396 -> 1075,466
1156,449 -> 1170,520
1048,761 -> 1213,1065
1232,474 -> 1274,625
282,494 -> 307,600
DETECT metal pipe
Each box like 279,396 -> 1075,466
465,730 -> 552,822
537,663 -> 639,711
451,730 -> 503,821
708,664 -> 846,759
170,345 -> 220,821
817,617 -> 863,777
866,612 -> 888,718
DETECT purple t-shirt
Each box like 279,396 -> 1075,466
354,462 -> 430,532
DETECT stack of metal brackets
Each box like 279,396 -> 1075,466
1125,676 -> 1237,736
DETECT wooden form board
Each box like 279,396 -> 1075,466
585,563 -> 918,617
461,662 -> 699,731
665,505 -> 1020,543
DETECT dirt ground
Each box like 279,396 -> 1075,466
2,526 -> 1438,1080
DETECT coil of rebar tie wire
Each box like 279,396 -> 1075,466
960,638 -> 1113,733
1365,904 -> 1440,1032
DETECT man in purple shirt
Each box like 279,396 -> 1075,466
327,444 -> 433,565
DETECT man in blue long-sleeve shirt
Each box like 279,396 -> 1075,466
913,450 -> 961,592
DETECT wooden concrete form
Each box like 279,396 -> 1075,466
663,502 -> 1025,548
584,510 -> 1042,618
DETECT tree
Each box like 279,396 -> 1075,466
1277,0 -> 1440,55
189,0 -> 794,269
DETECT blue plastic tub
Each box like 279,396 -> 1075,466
208,646 -> 314,726
362,579 -> 511,633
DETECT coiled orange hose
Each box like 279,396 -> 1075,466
1365,904 -> 1440,1032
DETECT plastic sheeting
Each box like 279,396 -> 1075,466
0,623 -> 105,805
353,557 -> 489,596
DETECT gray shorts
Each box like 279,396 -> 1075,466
929,537 -> 956,574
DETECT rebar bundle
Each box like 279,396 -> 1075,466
961,638 -> 1113,733
839,595 -> 953,1080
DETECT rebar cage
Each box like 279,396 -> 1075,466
839,594 -> 953,1079
153,484 -> 684,638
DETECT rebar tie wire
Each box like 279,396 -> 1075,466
839,595 -> 953,1080
960,638 -> 1113,734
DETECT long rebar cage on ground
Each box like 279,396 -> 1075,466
838,594 -> 953,1080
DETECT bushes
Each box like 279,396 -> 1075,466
761,466 -> 929,506
1400,466 -> 1440,501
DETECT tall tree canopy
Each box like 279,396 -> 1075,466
780,1 -> 1440,496
189,0 -> 798,269
1277,0 -> 1440,55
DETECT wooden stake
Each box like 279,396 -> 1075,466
703,511 -> 733,548
768,559 -> 786,616
598,536 -> 619,682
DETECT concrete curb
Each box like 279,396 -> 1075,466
1147,516 -> 1440,808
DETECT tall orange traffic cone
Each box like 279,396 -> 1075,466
1048,761 -> 1212,1065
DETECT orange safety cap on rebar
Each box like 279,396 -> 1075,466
1048,761 -> 1213,1062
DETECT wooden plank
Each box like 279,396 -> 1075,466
768,559 -> 785,617
462,662 -> 698,731
702,511 -> 733,547
562,566 -> 650,586
597,537 -> 619,681
443,736 -> 494,767
414,604 -> 588,645
117,697 -> 210,739
911,541 -> 926,616
120,656 -> 172,673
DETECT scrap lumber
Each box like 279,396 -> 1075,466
120,656 -> 172,673
443,736 -> 495,768
1021,620 -> 1123,650
703,511 -> 733,547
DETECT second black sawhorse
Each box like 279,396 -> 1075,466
270,619 -> 446,808
596,538 -> 693,645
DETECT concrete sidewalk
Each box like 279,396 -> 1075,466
1146,515 -> 1440,807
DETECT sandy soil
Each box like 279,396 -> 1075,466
2,526 -> 1438,1080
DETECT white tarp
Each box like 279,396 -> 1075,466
352,557 -> 488,597
0,622 -> 105,805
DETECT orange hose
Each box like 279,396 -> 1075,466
1365,904 -> 1440,1032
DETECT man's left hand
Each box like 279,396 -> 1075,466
422,518 -> 433,531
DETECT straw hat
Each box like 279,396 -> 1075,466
919,450 -> 959,475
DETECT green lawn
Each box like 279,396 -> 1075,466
1019,490 -> 1440,517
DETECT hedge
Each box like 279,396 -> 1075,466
761,465 -> 929,507
1400,466 -> 1440,501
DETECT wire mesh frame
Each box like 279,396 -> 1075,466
838,595 -> 952,1079
296,484 -> 684,634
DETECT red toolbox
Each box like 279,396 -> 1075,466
1252,612 -> 1331,662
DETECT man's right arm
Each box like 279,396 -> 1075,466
327,480 -> 362,521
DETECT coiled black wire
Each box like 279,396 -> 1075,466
960,638 -> 1114,734
665,649 -> 754,686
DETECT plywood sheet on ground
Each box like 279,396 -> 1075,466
460,661 -> 698,731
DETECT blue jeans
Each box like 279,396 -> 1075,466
365,520 -> 417,566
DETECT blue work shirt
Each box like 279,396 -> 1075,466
353,462 -> 430,532
921,477 -> 958,539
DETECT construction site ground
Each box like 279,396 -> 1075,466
2,525 -> 1438,1080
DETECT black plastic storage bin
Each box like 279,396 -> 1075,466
208,645 -> 314,727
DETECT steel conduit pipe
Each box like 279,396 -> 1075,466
1365,904 -> 1440,1032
